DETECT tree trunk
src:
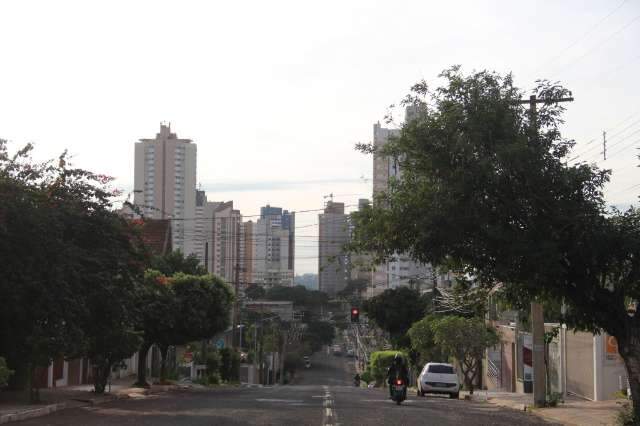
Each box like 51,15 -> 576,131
28,364 -> 38,403
93,363 -> 110,394
159,344 -> 169,384
134,341 -> 152,388
458,359 -> 474,394
617,321 -> 640,422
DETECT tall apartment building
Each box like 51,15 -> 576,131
251,215 -> 293,287
260,205 -> 295,273
318,201 -> 350,297
240,220 -> 254,287
349,199 -> 375,297
201,200 -> 242,284
134,123 -> 197,255
372,109 -> 433,293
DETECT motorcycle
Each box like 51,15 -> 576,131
354,378 -> 361,387
391,378 -> 407,405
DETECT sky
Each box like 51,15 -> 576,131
1,0 -> 639,274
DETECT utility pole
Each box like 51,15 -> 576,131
603,130 -> 607,161
517,93 -> 574,408
232,219 -> 242,349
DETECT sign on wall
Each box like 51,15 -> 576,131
605,334 -> 620,362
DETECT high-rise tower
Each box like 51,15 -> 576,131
134,123 -> 197,255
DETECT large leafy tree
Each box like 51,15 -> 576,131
350,67 -> 640,414
0,141 -> 146,397
135,269 -> 234,386
407,314 -> 447,368
431,316 -> 499,394
362,287 -> 429,346
134,270 -> 177,387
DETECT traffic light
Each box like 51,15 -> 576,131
350,307 -> 360,323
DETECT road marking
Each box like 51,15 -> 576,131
321,386 -> 339,426
256,398 -> 304,404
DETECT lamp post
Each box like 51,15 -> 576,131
237,324 -> 245,350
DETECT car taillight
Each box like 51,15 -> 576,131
396,379 -> 403,385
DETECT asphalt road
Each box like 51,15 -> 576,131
18,350 -> 556,425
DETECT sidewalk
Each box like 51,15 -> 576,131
464,391 -> 626,426
0,377 -> 179,424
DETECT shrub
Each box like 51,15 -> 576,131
616,402 -> 638,426
369,351 -> 407,386
360,369 -> 373,384
205,351 -> 221,375
219,348 -> 240,382
0,357 -> 13,386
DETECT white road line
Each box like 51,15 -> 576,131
321,387 -> 338,426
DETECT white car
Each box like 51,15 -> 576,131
417,362 -> 460,399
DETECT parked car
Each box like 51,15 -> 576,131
417,362 -> 460,399
346,348 -> 355,357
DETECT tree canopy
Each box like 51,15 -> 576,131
149,250 -> 207,276
0,141 -> 147,396
350,67 -> 640,413
431,316 -> 499,394
265,285 -> 328,308
362,287 -> 430,345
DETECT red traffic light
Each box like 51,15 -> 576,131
350,307 -> 360,322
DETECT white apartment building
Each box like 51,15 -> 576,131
372,109 -> 433,294
134,123 -> 197,255
202,200 -> 242,284
318,201 -> 350,297
251,217 -> 293,288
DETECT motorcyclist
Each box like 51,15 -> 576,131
354,373 -> 361,387
386,353 -> 409,398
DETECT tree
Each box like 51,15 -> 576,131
0,142 -> 146,398
156,273 -> 234,382
245,284 -> 266,300
350,67 -> 640,415
150,250 -> 207,276
407,315 -> 447,368
304,320 -> 335,352
265,285 -> 328,308
337,278 -> 368,299
431,316 -> 499,394
135,251 -> 224,387
362,287 -> 428,346
134,270 -> 177,387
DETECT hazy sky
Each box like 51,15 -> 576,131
1,0 -> 639,274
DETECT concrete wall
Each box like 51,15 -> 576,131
565,331 -> 595,400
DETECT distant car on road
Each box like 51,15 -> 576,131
417,362 -> 460,399
346,348 -> 355,357
332,345 -> 342,356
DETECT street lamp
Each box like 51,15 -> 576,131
237,324 -> 245,350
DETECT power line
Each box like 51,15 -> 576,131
532,0 -> 629,74
551,12 -> 640,77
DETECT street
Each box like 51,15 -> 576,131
17,350 -> 556,425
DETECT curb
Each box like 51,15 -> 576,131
0,402 -> 66,424
0,387 -> 159,424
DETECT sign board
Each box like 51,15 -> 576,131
605,334 -> 620,362
183,351 -> 193,363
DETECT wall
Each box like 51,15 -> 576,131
566,331 -> 595,400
